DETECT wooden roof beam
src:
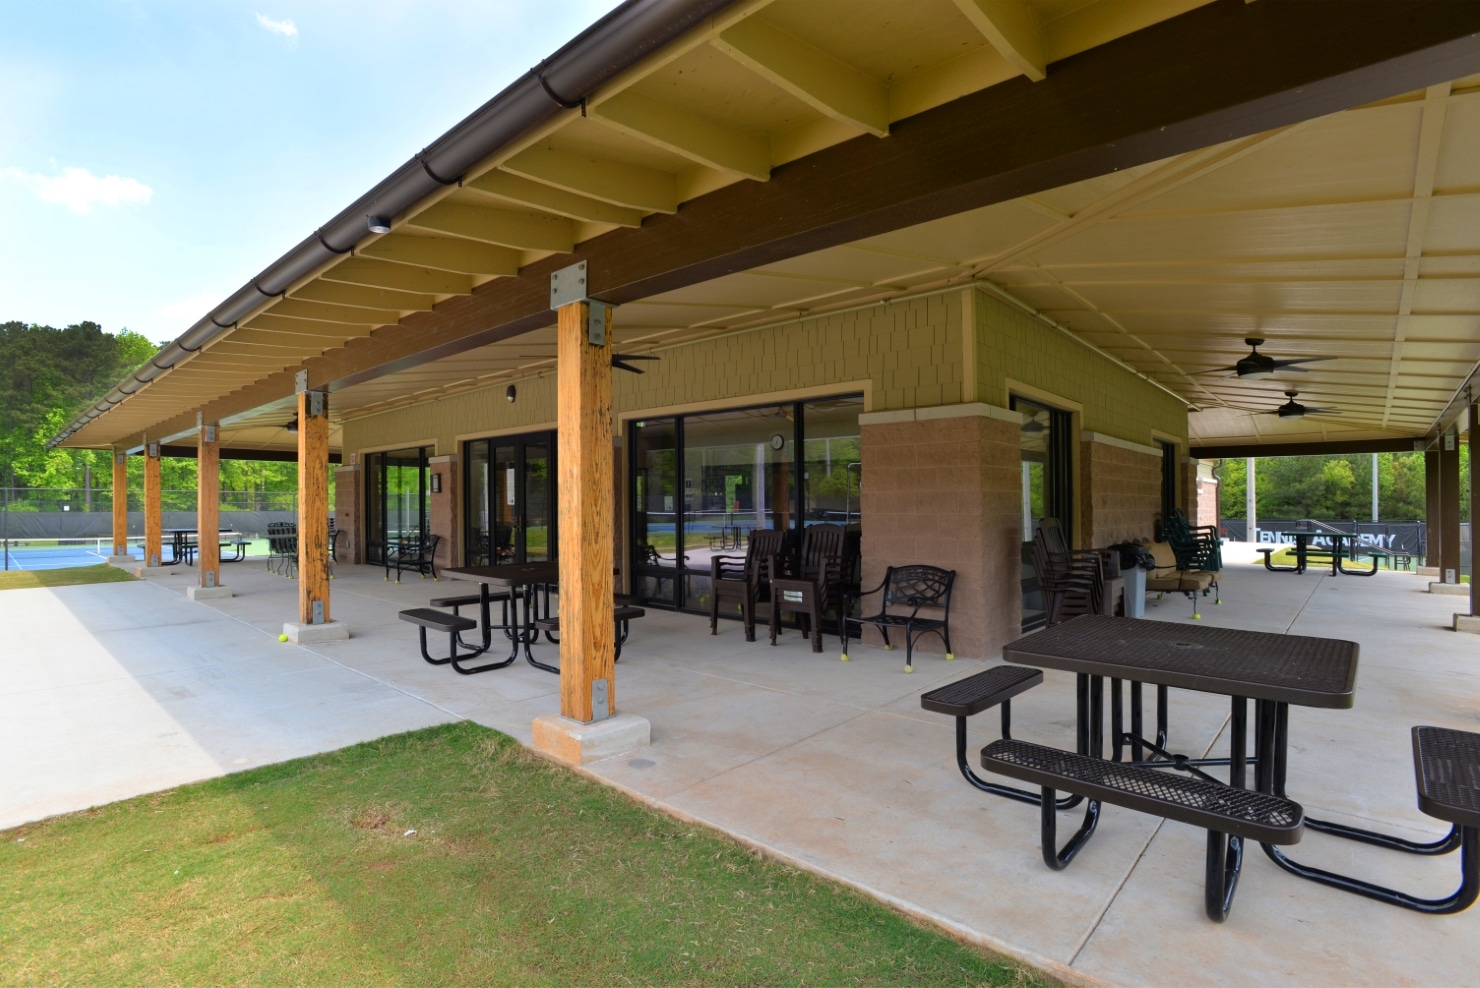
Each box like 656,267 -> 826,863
406,201 -> 577,252
357,234 -> 522,277
592,91 -> 771,181
501,145 -> 679,214
950,0 -> 1047,82
464,171 -> 645,227
712,16 -> 889,137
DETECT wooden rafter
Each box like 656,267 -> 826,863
712,16 -> 888,137
593,92 -> 771,181
501,146 -> 679,214
406,201 -> 577,253
949,0 -> 1046,82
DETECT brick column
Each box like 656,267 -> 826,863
429,454 -> 459,571
859,405 -> 1022,661
1079,435 -> 1161,548
333,465 -> 361,564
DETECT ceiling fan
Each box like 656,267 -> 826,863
1229,391 -> 1341,418
1201,338 -> 1333,379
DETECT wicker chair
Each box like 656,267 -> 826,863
709,529 -> 785,641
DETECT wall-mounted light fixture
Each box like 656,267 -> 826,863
505,384 -> 516,403
366,215 -> 391,234
431,473 -> 442,494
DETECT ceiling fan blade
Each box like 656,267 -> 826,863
1269,356 -> 1334,370
1304,407 -> 1341,415
1193,367 -> 1239,378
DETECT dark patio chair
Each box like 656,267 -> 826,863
768,523 -> 848,653
709,528 -> 785,641
842,564 -> 955,672
385,532 -> 441,583
1032,523 -> 1102,626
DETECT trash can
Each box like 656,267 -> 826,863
1123,565 -> 1146,618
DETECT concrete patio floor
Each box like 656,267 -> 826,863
3,546 -> 1477,985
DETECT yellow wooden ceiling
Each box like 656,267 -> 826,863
68,0 -> 1480,454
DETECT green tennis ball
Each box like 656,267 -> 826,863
278,633 -> 289,642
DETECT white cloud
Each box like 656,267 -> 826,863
160,292 -> 224,324
255,12 -> 299,41
1,165 -> 153,213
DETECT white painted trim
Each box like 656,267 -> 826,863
429,454 -> 458,464
860,402 -> 1022,427
1081,431 -> 1162,458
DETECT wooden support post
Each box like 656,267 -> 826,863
111,450 -> 128,557
297,388 -> 331,625
198,419 -> 221,589
1440,430 -> 1461,583
556,298 -> 614,723
144,442 -> 162,568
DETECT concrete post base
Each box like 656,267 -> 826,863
1453,614 -> 1480,633
105,555 -> 137,567
135,565 -> 177,578
1417,566 -> 1441,577
532,713 -> 651,766
1428,581 -> 1469,596
187,585 -> 234,601
283,620 -> 350,643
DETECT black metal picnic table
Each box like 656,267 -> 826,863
1263,520 -> 1377,576
995,616 -> 1454,906
441,563 -> 561,674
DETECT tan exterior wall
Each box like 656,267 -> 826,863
1080,438 -> 1162,548
860,409 -> 1021,660
973,289 -> 1187,446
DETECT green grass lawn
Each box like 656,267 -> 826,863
1,722 -> 1043,986
0,563 -> 135,592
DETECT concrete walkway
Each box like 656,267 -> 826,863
3,548 -> 1477,985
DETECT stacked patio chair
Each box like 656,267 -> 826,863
1164,509 -> 1222,573
768,523 -> 848,652
1032,519 -> 1105,626
266,521 -> 297,577
709,528 -> 785,641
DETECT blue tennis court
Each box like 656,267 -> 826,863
1,539 -> 129,571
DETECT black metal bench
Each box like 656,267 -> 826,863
1264,726 -> 1479,914
982,738 -> 1304,922
534,604 -> 645,661
842,564 -> 955,672
385,534 -> 441,583
398,607 -> 479,666
921,665 -> 1067,807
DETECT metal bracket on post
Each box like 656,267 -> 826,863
591,677 -> 611,722
205,570 -> 216,588
312,600 -> 325,625
115,452 -> 126,466
550,260 -> 588,308
295,369 -> 309,393
550,260 -> 613,346
146,441 -> 159,458
307,390 -> 326,418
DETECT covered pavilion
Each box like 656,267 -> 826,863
49,1 -> 1480,756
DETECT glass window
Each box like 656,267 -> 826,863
628,394 -> 862,613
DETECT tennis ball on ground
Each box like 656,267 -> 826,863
278,633 -> 289,642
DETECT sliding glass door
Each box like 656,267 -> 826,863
365,446 -> 431,564
1013,396 -> 1074,632
628,394 -> 863,611
464,431 -> 555,566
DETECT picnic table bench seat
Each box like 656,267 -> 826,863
921,665 -> 1074,807
398,607 -> 479,666
1267,726 -> 1480,915
982,738 -> 1304,922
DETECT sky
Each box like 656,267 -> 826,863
0,0 -> 624,342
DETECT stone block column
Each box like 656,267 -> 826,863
1079,434 -> 1162,548
858,403 -> 1023,662
429,454 -> 460,571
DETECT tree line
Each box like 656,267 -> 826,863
1218,451 -> 1470,522
1,321 -> 301,506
